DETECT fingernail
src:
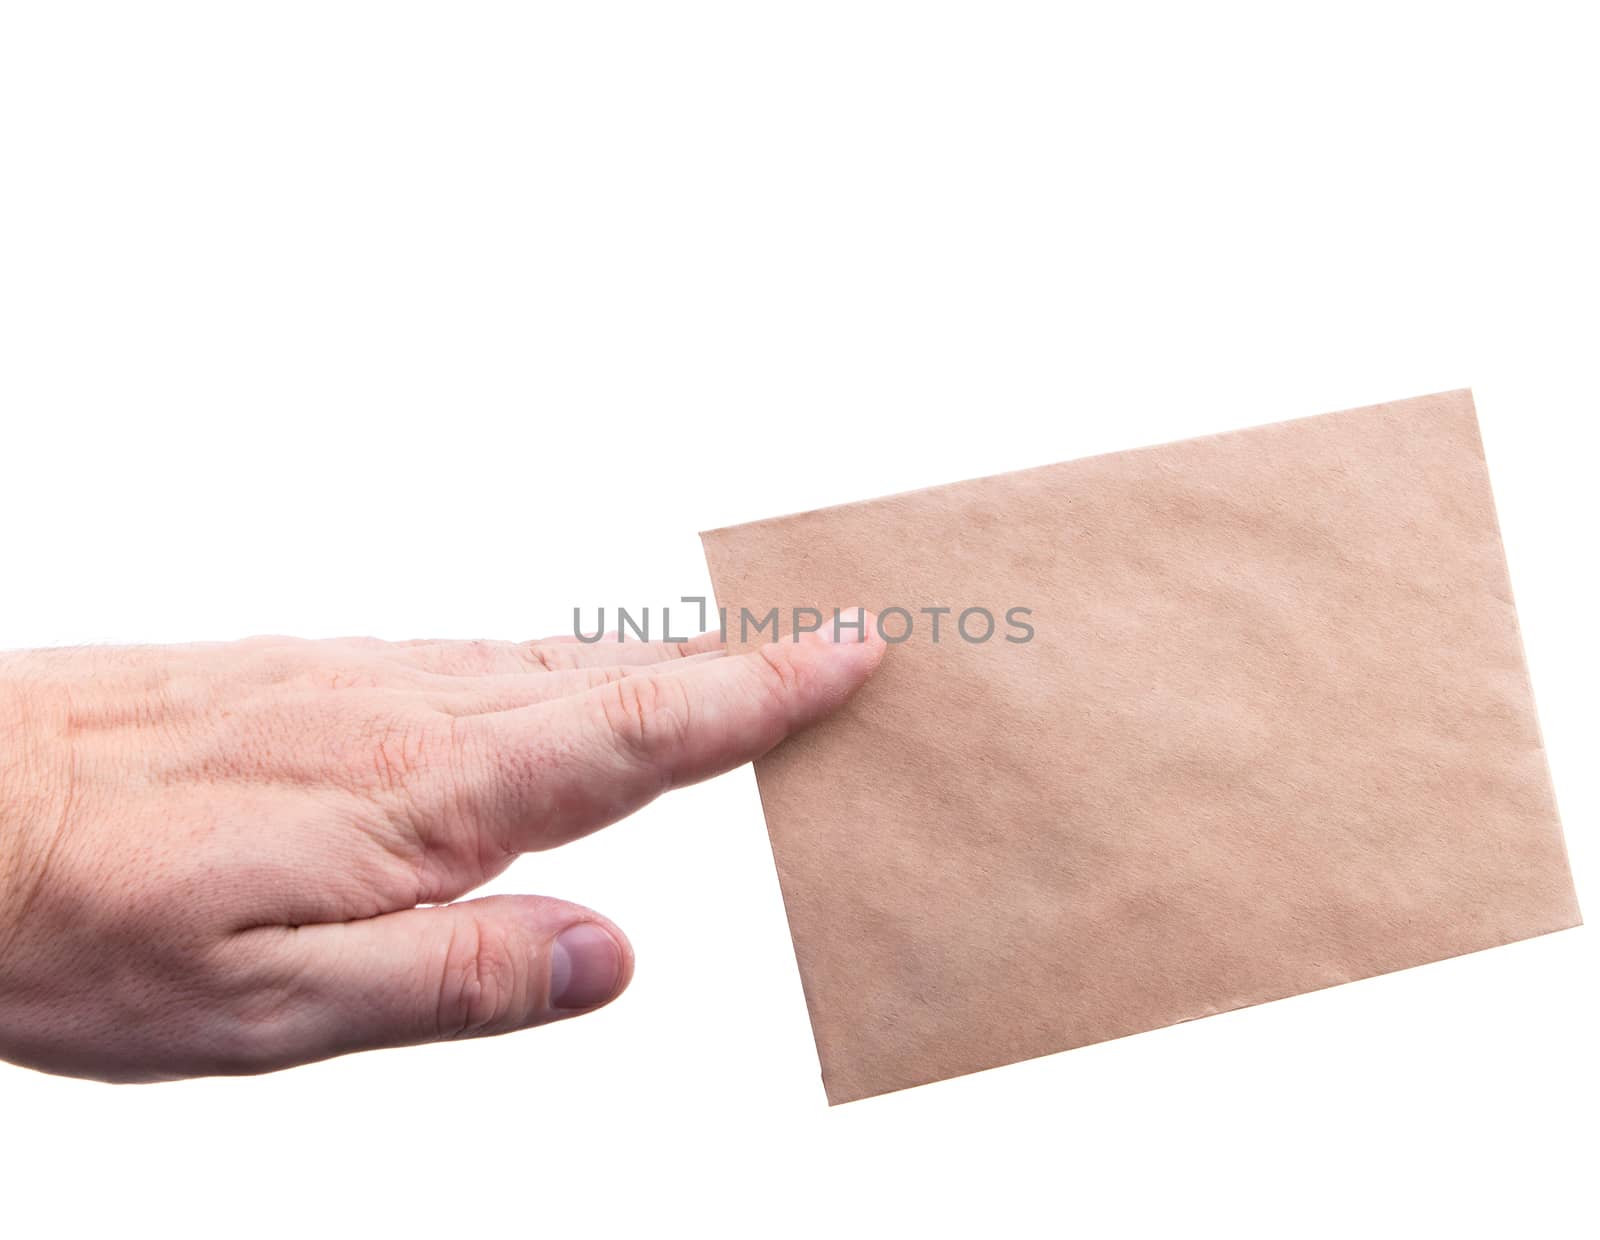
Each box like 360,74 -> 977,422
809,607 -> 871,644
549,922 -> 623,1010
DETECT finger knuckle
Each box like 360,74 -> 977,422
754,645 -> 808,708
437,916 -> 526,1038
518,641 -> 571,673
587,664 -> 634,691
598,673 -> 691,765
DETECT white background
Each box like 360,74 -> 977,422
1,3 -> 1594,1236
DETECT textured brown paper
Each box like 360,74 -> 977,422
700,390 -> 1580,1104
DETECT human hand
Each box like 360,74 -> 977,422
0,619 -> 883,1081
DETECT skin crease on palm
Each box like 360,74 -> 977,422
0,615 -> 885,1082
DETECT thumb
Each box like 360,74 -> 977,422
245,895 -> 633,1065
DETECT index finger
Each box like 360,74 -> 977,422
444,610 -> 885,857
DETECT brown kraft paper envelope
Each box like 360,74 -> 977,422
699,390 -> 1581,1105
